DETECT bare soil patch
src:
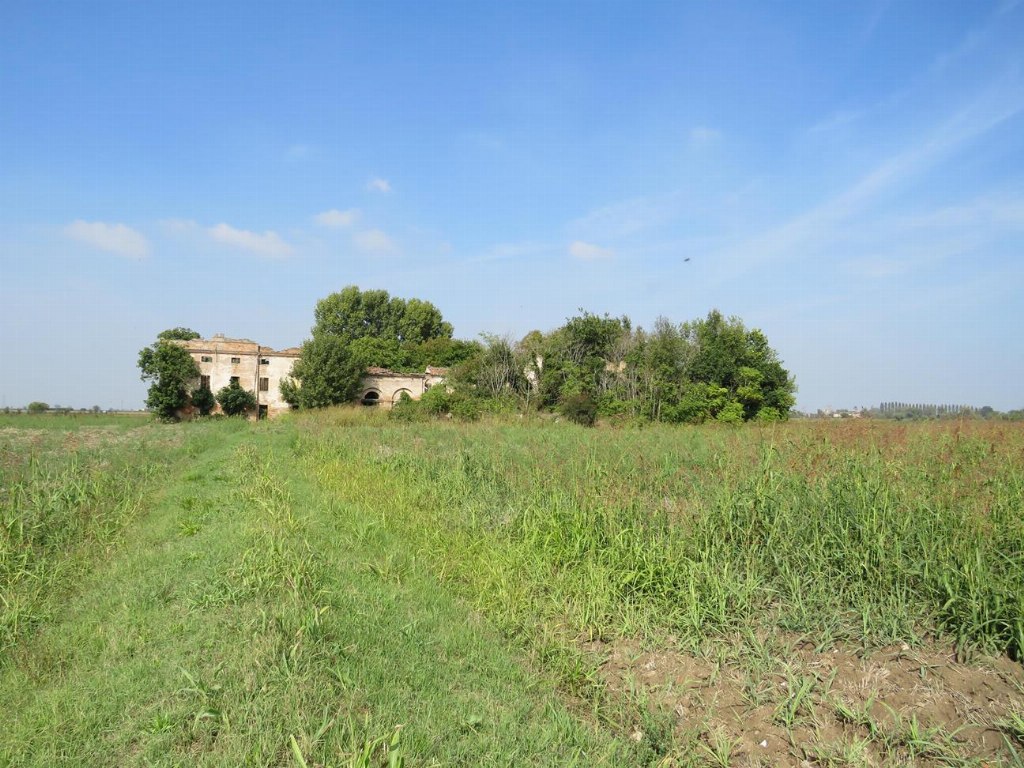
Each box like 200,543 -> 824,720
585,634 -> 1024,766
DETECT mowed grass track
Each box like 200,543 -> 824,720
0,417 -> 633,767
3,412 -> 1024,766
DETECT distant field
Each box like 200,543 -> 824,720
2,412 -> 1022,766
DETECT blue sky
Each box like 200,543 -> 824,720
1,1 -> 1022,411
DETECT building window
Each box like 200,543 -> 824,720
259,358 -> 270,365
200,355 -> 213,363
231,356 -> 241,364
230,376 -> 240,386
200,375 -> 211,390
259,377 -> 269,392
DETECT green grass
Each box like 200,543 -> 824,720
0,416 -> 634,766
2,411 -> 1023,766
0,411 -> 152,430
299,414 -> 1024,660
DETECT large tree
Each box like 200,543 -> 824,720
286,287 -> 457,408
137,328 -> 201,420
281,335 -> 364,409
311,286 -> 453,345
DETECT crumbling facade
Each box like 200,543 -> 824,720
359,366 -> 448,408
176,335 -> 448,417
177,334 -> 300,419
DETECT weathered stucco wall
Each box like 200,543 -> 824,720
358,367 -> 448,408
174,337 -> 448,415
177,335 -> 299,418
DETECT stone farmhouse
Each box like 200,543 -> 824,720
176,335 -> 447,418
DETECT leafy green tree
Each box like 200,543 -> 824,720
137,329 -> 202,420
403,337 -> 482,369
347,336 -> 408,371
190,384 -> 216,416
282,335 -> 364,409
289,287 -> 457,409
215,381 -> 257,416
157,328 -> 201,341
538,312 -> 630,406
27,401 -> 49,414
311,286 -> 452,345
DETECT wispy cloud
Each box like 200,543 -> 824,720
65,220 -> 150,259
899,197 -> 1024,229
568,240 -> 614,260
569,195 -> 679,240
208,223 -> 294,258
367,177 -> 392,193
353,228 -> 399,255
712,82 -> 1024,278
313,208 -> 360,228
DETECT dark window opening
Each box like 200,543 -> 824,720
361,391 -> 380,406
200,355 -> 213,363
231,356 -> 241,364
259,377 -> 269,392
230,376 -> 240,386
259,358 -> 270,365
200,375 -> 211,390
258,405 -> 269,420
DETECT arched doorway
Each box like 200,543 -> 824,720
392,388 -> 414,405
361,390 -> 381,406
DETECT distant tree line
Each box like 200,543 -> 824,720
877,402 -> 969,416
872,402 -> 1024,421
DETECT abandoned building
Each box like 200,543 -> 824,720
359,366 -> 448,407
176,335 -> 447,417
177,334 -> 301,419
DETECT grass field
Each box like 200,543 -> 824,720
2,412 -> 1022,766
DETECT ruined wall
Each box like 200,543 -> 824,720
359,370 -> 427,408
178,335 -> 299,418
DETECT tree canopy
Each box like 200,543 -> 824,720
285,287 -> 460,409
282,285 -> 795,423
137,328 -> 201,420
311,286 -> 453,346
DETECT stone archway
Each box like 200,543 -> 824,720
392,388 -> 414,405
361,390 -> 381,406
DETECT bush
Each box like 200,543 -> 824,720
450,394 -> 482,422
715,400 -> 745,424
561,394 -> 597,426
190,386 -> 216,417
216,381 -> 257,417
389,392 -> 428,422
419,385 -> 452,416
27,401 -> 49,414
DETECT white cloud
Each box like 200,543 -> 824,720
208,223 -> 294,258
353,228 -> 399,256
313,208 -> 360,228
367,177 -> 392,193
568,240 -> 614,260
65,220 -> 150,259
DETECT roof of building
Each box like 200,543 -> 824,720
175,334 -> 301,357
